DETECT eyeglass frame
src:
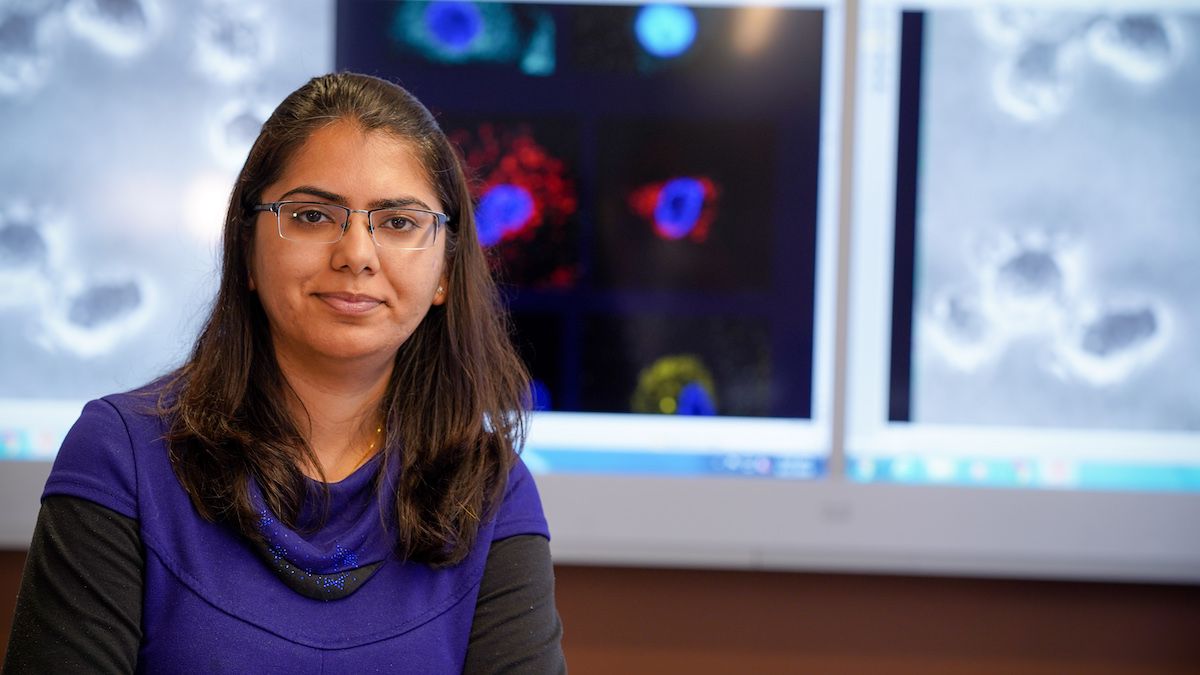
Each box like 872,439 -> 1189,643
252,201 -> 448,250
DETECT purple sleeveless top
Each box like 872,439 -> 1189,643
43,389 -> 550,673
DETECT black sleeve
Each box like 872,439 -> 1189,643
463,534 -> 566,674
3,496 -> 143,675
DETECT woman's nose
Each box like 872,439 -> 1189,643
330,212 -> 379,273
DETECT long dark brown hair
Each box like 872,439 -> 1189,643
162,72 -> 530,566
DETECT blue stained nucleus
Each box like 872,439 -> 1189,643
530,380 -> 552,411
654,177 -> 705,239
423,1 -> 484,54
476,183 -> 535,246
676,381 -> 716,416
635,4 -> 697,59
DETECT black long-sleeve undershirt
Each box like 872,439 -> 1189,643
3,496 -> 565,674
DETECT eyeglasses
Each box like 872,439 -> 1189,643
253,201 -> 446,250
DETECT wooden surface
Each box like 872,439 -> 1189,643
3,550 -> 1198,673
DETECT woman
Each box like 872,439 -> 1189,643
4,73 -> 565,673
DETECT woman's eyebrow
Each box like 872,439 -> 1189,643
370,196 -> 435,211
277,186 -> 435,212
279,185 -> 345,203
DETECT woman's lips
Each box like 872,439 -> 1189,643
316,292 -> 383,314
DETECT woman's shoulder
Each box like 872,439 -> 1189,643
41,374 -> 180,519
103,372 -> 182,414
491,454 -> 551,542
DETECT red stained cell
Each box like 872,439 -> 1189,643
450,123 -> 579,289
628,176 -> 719,242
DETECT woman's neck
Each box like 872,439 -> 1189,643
274,350 -> 392,482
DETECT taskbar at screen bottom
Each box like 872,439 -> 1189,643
849,456 -> 1200,492
522,449 -> 826,479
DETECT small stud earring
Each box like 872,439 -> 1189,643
437,286 -> 444,294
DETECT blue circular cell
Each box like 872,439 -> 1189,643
423,1 -> 484,54
529,380 -> 552,411
476,183 -> 535,246
635,4 -> 697,59
653,177 -> 705,239
676,381 -> 716,416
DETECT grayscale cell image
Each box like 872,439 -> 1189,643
0,207 -> 52,270
911,9 -> 1200,431
0,0 -> 331,400
64,0 -> 163,58
0,9 -> 53,96
193,1 -> 274,84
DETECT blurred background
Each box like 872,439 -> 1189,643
2,0 -> 1198,672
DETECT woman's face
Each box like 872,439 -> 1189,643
249,120 -> 448,371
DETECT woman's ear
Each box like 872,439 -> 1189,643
432,277 -> 447,306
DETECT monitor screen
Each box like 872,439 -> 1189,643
0,0 -> 336,543
846,0 -> 1200,493
0,0 -> 335,460
336,0 -> 841,479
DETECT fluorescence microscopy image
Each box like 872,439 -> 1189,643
337,0 -> 824,295
335,0 -> 824,421
445,118 -> 580,289
0,0 -> 331,400
909,9 -> 1200,431
568,4 -> 726,75
580,314 -> 773,417
387,1 -> 555,75
594,119 -> 776,292
570,3 -> 824,81
628,176 -> 719,243
630,354 -> 717,416
633,5 -> 699,60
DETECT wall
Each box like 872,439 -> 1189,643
3,550 -> 1198,673
554,565 -> 1200,674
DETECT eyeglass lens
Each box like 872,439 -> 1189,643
276,202 -> 438,249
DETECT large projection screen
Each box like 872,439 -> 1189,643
3,0 -> 1198,585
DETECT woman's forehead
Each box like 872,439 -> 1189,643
273,121 -> 441,209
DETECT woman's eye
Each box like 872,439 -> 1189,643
382,215 -> 416,230
295,209 -> 330,224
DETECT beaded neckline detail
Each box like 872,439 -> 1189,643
249,450 -> 399,601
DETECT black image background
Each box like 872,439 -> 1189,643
337,1 -> 823,418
